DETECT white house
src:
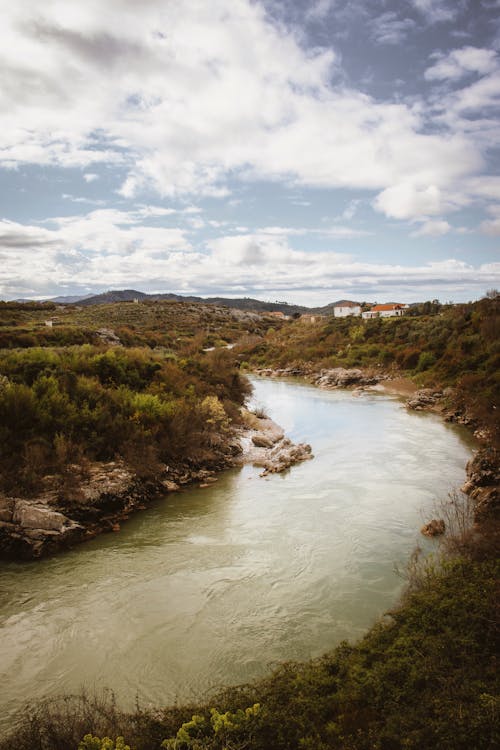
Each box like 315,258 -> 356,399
362,303 -> 409,319
333,302 -> 361,317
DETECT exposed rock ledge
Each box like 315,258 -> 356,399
0,411 -> 312,560
236,409 -> 313,477
313,368 -> 380,389
0,455 -> 237,561
255,366 -> 382,389
461,447 -> 500,520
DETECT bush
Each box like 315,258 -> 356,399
416,351 -> 437,372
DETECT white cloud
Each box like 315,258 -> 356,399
1,213 -> 499,302
425,46 -> 498,81
411,219 -> 452,237
0,0 -> 488,222
83,173 -> 99,183
306,0 -> 336,22
410,0 -> 463,24
373,182 -> 467,220
480,205 -> 500,235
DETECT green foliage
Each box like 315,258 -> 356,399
416,350 -> 436,371
79,736 -> 133,750
0,345 -> 248,492
161,704 -> 261,749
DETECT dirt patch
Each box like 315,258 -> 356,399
372,377 -> 418,397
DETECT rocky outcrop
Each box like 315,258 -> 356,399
0,453 -> 237,561
0,496 -> 84,559
314,368 -> 380,389
256,367 -> 308,378
461,448 -> 500,520
406,388 -> 443,411
237,409 -> 313,476
258,439 -> 313,476
96,327 -> 121,346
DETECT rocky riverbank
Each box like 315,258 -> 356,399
236,408 -> 313,476
0,408 -> 313,561
0,457 -> 234,561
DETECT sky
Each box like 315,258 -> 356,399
1,0 -> 499,305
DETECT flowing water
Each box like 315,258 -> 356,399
0,378 -> 474,729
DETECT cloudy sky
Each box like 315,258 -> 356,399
1,0 -> 499,304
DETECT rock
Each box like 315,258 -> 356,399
251,434 -> 275,448
0,497 -> 14,523
260,441 -> 313,476
161,479 -> 180,492
315,368 -> 378,389
406,389 -> 443,410
13,500 -> 70,532
465,448 -> 499,488
421,519 -> 446,537
96,327 -> 121,346
463,448 -> 499,520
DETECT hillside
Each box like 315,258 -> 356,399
0,299 -> 283,350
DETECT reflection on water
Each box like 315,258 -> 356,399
0,378 -> 473,729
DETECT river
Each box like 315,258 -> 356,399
0,377 -> 474,730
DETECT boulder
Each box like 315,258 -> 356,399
251,434 -> 275,448
315,368 -> 378,389
13,500 -> 69,532
406,389 -> 443,410
260,441 -> 313,476
0,497 -> 14,523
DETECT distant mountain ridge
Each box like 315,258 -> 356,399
57,289 -> 366,314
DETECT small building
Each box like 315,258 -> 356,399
300,314 -> 325,324
333,302 -> 361,318
262,310 -> 290,320
362,303 -> 409,319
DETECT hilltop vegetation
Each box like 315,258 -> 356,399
0,299 -> 282,350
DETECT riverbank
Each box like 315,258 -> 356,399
0,407 -> 312,561
253,366 -> 499,523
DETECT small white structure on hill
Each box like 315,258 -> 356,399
333,302 -> 361,317
362,303 -> 409,319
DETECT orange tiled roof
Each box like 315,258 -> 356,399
371,303 -> 404,311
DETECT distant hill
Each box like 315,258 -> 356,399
49,294 -> 95,304
8,290 -> 372,314
74,289 -> 312,314
72,290 -> 377,315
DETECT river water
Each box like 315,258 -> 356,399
0,377 -> 473,729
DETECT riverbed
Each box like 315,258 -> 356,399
0,377 -> 473,730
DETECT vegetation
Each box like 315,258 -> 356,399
0,345 -> 250,493
0,300 -> 281,350
236,294 -> 500,444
